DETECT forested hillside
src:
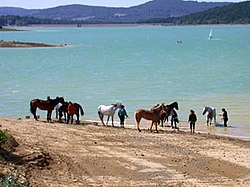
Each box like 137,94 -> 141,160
143,1 -> 250,24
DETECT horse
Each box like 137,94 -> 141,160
202,106 -> 216,126
151,102 -> 179,127
30,97 -> 64,122
58,102 -> 84,124
135,103 -> 168,132
97,102 -> 122,126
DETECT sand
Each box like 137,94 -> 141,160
0,117 -> 250,186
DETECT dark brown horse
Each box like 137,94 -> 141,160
135,103 -> 168,132
152,102 -> 179,127
59,102 -> 84,124
30,97 -> 64,122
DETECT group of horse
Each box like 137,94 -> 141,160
30,97 -> 84,123
30,96 -> 216,132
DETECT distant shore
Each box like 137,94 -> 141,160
3,23 -> 249,29
0,41 -> 66,48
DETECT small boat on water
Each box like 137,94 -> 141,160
208,29 -> 213,40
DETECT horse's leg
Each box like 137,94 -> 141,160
98,111 -> 105,125
111,115 -> 114,127
76,113 -> 80,124
48,111 -> 53,122
106,115 -> 110,125
135,113 -> 141,132
155,121 -> 159,133
47,111 -> 49,122
66,113 -> 70,124
149,121 -> 154,132
71,114 -> 74,124
64,112 -> 67,123
160,119 -> 163,127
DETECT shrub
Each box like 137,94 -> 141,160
0,173 -> 28,187
0,130 -> 9,146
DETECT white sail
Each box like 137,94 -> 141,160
208,29 -> 213,40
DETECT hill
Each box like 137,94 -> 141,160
0,0 -> 230,23
144,1 -> 250,24
0,118 -> 250,186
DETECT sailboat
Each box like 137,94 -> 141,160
208,29 -> 213,40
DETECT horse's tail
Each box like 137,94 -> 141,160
30,101 -> 34,115
78,104 -> 84,116
134,110 -> 142,132
30,101 -> 36,119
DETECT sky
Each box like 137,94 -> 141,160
0,0 -> 245,9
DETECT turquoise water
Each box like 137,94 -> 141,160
0,25 -> 250,138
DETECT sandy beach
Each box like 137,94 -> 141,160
0,117 -> 250,186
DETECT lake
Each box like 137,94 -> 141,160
0,25 -> 250,139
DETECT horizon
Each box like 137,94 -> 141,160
0,0 -> 245,9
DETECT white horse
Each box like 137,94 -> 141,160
202,106 -> 216,126
97,102 -> 122,126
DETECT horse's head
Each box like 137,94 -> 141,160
56,97 -> 65,104
113,102 -> 123,108
202,106 -> 208,115
173,102 -> 179,110
168,102 -> 179,110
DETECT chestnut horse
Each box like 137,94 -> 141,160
30,97 -> 64,122
135,103 -> 167,132
152,102 -> 179,127
59,102 -> 84,124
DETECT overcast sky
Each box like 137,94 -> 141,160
0,0 -> 245,9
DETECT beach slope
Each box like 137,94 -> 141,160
0,118 -> 250,186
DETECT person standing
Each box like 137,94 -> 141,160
67,101 -> 75,124
220,108 -> 228,127
118,105 -> 128,128
171,109 -> 179,130
188,110 -> 197,133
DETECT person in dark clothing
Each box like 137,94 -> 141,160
188,110 -> 197,133
171,109 -> 179,130
118,105 -> 128,128
220,108 -> 228,127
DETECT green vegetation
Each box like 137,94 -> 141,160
143,1 -> 250,24
0,130 -> 27,186
0,15 -> 77,26
0,173 -> 28,187
0,1 -> 249,26
0,129 -> 10,145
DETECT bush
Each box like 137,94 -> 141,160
0,173 -> 28,187
0,130 -> 10,146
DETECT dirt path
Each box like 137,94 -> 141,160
1,118 -> 250,186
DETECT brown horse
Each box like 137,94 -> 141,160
152,102 -> 179,127
30,97 -> 64,122
135,103 -> 167,132
59,102 -> 84,124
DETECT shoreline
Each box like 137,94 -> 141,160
7,116 -> 250,141
2,23 -> 249,30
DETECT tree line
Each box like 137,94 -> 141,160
142,1 -> 250,25
1,1 -> 249,26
